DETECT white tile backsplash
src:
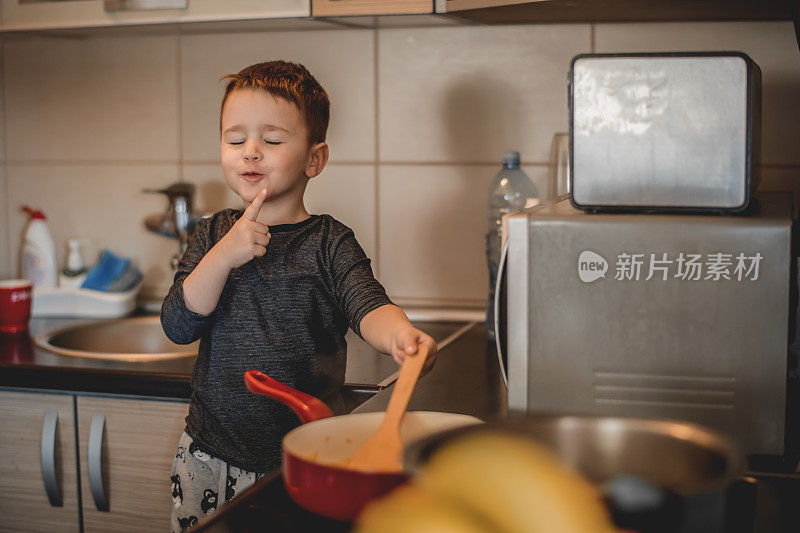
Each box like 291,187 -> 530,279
0,21 -> 798,307
378,164 -> 547,306
6,164 -> 181,290
4,36 -> 180,162
180,29 -> 375,164
378,24 -> 591,164
594,22 -> 800,166
304,164 -> 378,269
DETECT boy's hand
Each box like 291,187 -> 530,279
391,326 -> 437,375
216,188 -> 271,269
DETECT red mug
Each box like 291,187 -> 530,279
0,279 -> 33,334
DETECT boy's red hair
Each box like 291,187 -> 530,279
220,61 -> 330,145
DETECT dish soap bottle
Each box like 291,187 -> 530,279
485,152 -> 538,341
59,239 -> 89,288
21,206 -> 58,288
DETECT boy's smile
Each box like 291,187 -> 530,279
220,88 -> 318,218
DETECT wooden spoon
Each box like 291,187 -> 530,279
348,344 -> 429,472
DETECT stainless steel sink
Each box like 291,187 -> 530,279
35,316 -> 198,362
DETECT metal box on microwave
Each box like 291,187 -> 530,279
569,52 -> 762,213
504,193 -> 792,455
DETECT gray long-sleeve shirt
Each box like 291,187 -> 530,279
161,210 -> 392,472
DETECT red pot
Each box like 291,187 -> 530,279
244,370 -> 480,521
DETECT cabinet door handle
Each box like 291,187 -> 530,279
88,414 -> 109,511
41,410 -> 62,507
494,237 -> 509,389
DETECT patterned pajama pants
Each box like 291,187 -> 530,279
170,431 -> 266,532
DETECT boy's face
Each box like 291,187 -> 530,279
220,88 -> 313,205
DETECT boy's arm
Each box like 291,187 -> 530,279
183,189 -> 271,315
359,304 -> 437,373
326,224 -> 435,371
161,218 -> 215,345
181,245 -> 235,316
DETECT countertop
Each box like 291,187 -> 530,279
0,315 -> 472,399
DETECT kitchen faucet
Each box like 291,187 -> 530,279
143,182 -> 198,271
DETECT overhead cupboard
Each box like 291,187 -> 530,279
0,0 -> 310,31
0,0 -> 793,32
442,0 -> 795,23
311,0 -> 435,16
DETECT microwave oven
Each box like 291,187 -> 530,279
500,193 -> 793,455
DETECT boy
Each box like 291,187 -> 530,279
161,61 -> 437,531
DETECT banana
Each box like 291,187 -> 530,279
418,432 -> 617,533
354,484 -> 495,533
355,431 -> 619,533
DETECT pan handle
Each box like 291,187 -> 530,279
244,370 -> 333,424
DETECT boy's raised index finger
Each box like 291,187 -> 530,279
243,189 -> 268,221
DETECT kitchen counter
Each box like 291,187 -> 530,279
350,322 -> 505,417
0,315 -> 471,401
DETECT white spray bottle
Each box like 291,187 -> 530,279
21,206 -> 58,288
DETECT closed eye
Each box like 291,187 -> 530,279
226,140 -> 280,146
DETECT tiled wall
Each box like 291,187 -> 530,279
1,19 -> 798,309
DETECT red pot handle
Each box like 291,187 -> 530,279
244,370 -> 333,424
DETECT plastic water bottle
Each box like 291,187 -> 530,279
485,152 -> 538,340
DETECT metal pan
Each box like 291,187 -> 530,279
404,413 -> 743,533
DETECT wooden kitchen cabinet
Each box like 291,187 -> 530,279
0,390 -> 79,533
312,0 -> 433,16
443,0 -> 793,23
0,388 -> 189,531
0,0 -> 310,32
77,396 -> 189,533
